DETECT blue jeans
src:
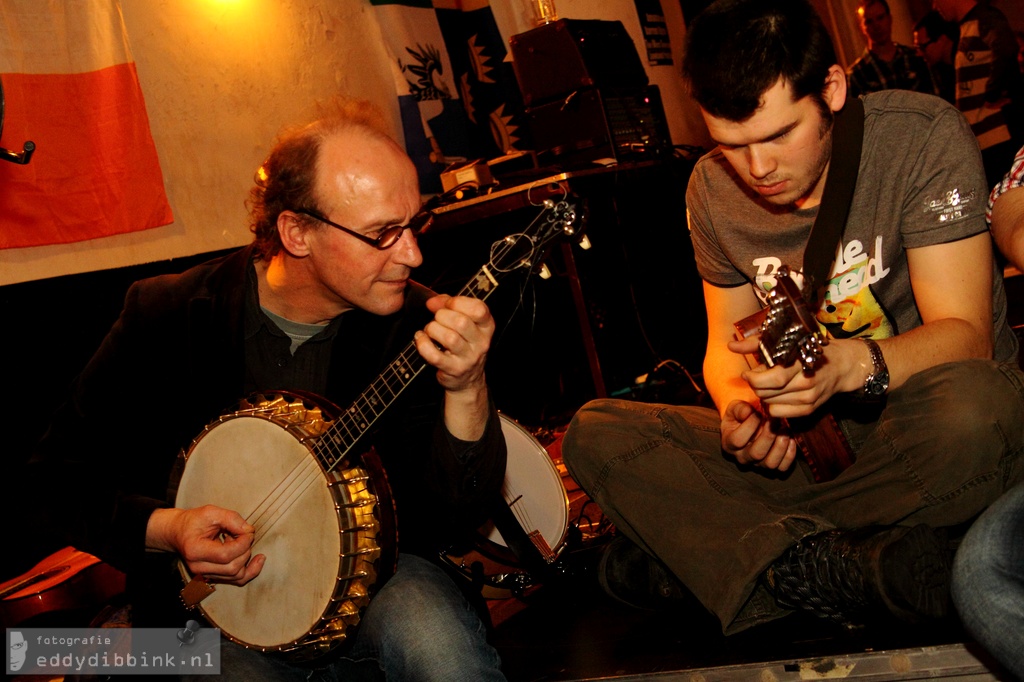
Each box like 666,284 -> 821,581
185,553 -> 505,681
952,480 -> 1024,680
563,359 -> 1024,634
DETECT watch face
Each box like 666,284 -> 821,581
867,371 -> 890,395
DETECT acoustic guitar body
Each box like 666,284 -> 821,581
0,546 -> 125,627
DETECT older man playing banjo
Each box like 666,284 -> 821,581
14,99 -> 511,681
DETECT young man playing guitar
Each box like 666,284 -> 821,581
563,0 -> 1024,635
13,100 -> 509,680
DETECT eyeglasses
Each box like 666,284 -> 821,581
915,38 -> 935,50
293,208 -> 432,250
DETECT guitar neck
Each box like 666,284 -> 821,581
786,410 -> 855,483
315,265 -> 502,473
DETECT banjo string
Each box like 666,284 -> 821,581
504,481 -> 537,537
244,405 -> 378,547
247,453 -> 324,547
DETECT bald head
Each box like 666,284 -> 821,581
249,99 -> 408,260
314,127 -> 419,229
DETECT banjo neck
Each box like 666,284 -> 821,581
314,264 -> 503,474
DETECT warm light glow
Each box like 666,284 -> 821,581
178,0 -> 294,73
196,0 -> 255,19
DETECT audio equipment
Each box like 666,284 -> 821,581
525,85 -> 672,165
510,19 -> 648,107
510,19 -> 671,166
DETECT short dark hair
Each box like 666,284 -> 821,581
914,10 -> 958,43
682,0 -> 838,122
248,99 -> 394,261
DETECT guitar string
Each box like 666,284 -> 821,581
231,203 -> 561,548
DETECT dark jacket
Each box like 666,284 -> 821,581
18,245 -> 506,624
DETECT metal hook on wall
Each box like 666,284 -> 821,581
0,76 -> 36,164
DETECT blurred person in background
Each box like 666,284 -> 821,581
848,0 -> 938,98
932,0 -> 1023,187
914,11 -> 959,104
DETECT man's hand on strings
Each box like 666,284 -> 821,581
415,294 -> 494,394
415,294 -> 496,442
720,399 -> 798,472
727,335 -> 853,418
146,505 -> 265,586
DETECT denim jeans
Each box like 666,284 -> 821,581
184,553 -> 505,681
563,359 -> 1024,634
952,480 -> 1024,680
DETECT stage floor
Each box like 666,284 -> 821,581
488,564 -> 1008,681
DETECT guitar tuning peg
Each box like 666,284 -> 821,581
577,235 -> 592,250
538,263 -> 552,279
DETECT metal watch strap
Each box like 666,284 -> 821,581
860,337 -> 889,398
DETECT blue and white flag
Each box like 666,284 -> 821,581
371,0 -> 527,192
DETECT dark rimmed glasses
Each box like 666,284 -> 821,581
293,208 -> 433,250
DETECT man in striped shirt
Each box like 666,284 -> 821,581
933,0 -> 1023,188
847,0 -> 937,98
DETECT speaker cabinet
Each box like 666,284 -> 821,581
510,19 -> 648,107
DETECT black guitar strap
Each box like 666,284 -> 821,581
802,97 -> 865,306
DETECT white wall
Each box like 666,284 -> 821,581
0,0 -> 398,286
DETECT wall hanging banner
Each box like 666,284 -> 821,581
0,0 -> 172,249
370,0 -> 527,193
635,0 -> 673,66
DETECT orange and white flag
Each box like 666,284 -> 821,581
0,0 -> 172,249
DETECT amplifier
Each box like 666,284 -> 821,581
526,85 -> 672,165
510,19 -> 648,107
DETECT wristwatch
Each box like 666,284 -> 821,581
860,337 -> 889,399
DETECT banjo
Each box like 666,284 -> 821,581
174,188 -> 580,665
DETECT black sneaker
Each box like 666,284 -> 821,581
597,535 -> 692,610
765,524 -> 950,627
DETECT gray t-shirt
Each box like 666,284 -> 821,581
687,89 -> 1017,363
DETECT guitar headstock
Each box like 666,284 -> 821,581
735,266 -> 827,372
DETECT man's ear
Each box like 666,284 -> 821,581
277,211 -> 312,258
823,63 -> 847,112
823,64 -> 848,113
